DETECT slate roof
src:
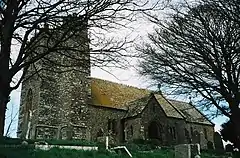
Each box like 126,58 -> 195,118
91,78 -> 149,109
90,77 -> 213,125
124,95 -> 151,118
154,94 -> 184,119
169,100 -> 213,125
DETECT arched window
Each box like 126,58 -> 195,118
184,128 -> 190,143
204,128 -> 208,140
22,89 -> 33,139
25,89 -> 33,113
130,125 -> 133,136
190,127 -> 194,137
97,128 -> 104,137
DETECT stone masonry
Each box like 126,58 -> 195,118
17,25 -> 90,140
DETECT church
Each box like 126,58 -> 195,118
17,28 -> 214,149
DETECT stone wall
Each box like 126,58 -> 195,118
18,27 -> 90,140
124,117 -> 143,141
137,97 -> 186,146
124,97 -> 214,149
185,122 -> 214,149
17,66 -> 42,139
88,105 -> 126,143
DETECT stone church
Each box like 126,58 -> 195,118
17,27 -> 214,149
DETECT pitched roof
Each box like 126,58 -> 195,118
169,100 -> 213,125
91,78 -> 149,109
124,95 -> 151,118
154,94 -> 184,119
90,77 -> 213,125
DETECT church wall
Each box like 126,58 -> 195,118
88,105 -> 126,143
124,117 -> 143,141
139,97 -> 186,146
17,63 -> 42,139
185,122 -> 214,149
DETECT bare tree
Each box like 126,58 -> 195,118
0,0 -> 167,136
138,0 -> 240,148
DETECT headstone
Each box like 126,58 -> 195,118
225,144 -> 233,152
214,132 -> 224,151
21,140 -> 28,146
175,144 -> 201,158
207,141 -> 214,150
191,144 -> 201,157
106,136 -> 109,150
175,144 -> 191,158
194,155 -> 201,158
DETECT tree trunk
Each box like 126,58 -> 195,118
230,105 -> 240,149
0,12 -> 14,136
0,47 -> 11,136
0,96 -> 8,136
0,41 -> 11,137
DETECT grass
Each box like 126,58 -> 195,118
0,137 -> 239,158
1,145 -> 239,158
0,147 -> 174,158
0,137 -> 100,146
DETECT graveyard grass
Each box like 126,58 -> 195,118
0,138 -> 238,158
0,147 -> 175,158
0,147 -> 239,158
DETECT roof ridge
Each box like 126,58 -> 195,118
153,94 -> 185,119
160,95 -> 186,119
89,103 -> 127,111
90,77 -> 152,92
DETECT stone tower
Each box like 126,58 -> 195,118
17,20 -> 91,140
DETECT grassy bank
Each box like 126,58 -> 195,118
0,147 -> 174,158
1,147 -> 238,158
0,137 -> 239,158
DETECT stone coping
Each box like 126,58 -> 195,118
36,145 -> 98,151
0,144 -> 98,151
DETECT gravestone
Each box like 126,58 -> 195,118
207,141 -> 214,150
225,144 -> 233,152
191,144 -> 201,157
214,132 -> 224,151
175,144 -> 201,158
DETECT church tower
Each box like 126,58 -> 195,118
17,19 -> 91,140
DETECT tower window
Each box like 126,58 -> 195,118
108,119 -> 117,134
190,127 -> 194,137
204,128 -> 208,140
130,125 -> 133,136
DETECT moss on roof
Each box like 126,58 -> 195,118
125,95 -> 151,118
90,77 -> 213,125
91,78 -> 150,108
169,100 -> 213,125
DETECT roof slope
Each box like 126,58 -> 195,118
91,78 -> 149,109
169,100 -> 213,125
154,94 -> 184,119
125,95 -> 151,118
90,77 -> 212,125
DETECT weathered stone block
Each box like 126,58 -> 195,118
175,144 -> 200,158
175,144 -> 191,158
